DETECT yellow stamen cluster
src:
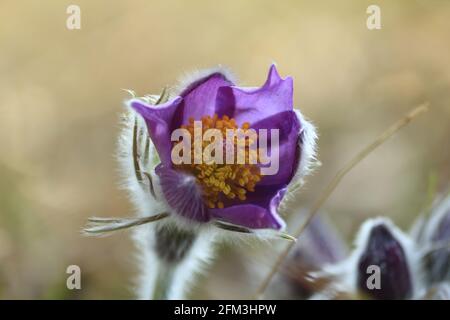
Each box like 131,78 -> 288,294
175,114 -> 262,209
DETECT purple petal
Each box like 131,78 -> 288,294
215,64 -> 293,125
155,164 -> 210,222
252,110 -> 302,186
156,162 -> 288,229
130,97 -> 182,165
210,188 -> 286,230
357,223 -> 413,300
174,73 -> 234,127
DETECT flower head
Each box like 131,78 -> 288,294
83,65 -> 316,300
128,65 -> 316,231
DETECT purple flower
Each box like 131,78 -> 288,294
128,65 -> 316,231
356,222 -> 413,299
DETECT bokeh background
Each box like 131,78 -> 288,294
0,0 -> 449,299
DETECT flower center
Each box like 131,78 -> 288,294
174,114 -> 262,209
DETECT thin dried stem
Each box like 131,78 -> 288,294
253,103 -> 429,299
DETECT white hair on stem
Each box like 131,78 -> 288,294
109,66 -> 314,298
421,194 -> 450,244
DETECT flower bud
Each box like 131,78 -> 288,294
356,219 -> 413,300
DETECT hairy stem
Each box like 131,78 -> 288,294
136,223 -> 215,300
152,266 -> 175,300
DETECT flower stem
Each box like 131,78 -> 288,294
139,223 -> 215,300
152,265 -> 175,300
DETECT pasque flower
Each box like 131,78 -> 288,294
128,65 -> 317,231
300,218 -> 422,300
284,200 -> 450,300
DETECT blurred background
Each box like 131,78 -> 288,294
0,0 -> 449,299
